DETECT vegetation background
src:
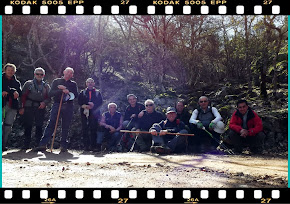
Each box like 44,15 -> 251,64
2,16 -> 288,153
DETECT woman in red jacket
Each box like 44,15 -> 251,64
228,100 -> 265,154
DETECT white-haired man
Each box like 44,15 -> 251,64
133,99 -> 164,152
35,67 -> 78,153
98,103 -> 123,152
189,96 -> 224,153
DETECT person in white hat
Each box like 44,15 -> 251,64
188,96 -> 225,153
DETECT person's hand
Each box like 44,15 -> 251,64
82,104 -> 89,109
130,114 -> 136,118
240,129 -> 248,138
62,89 -> 69,94
57,85 -> 66,90
150,130 -> 158,136
196,121 -> 204,129
109,126 -> 116,133
88,102 -> 94,109
2,91 -> 8,97
13,91 -> 19,99
209,122 -> 216,130
38,102 -> 46,109
19,108 -> 24,115
138,111 -> 144,118
159,130 -> 168,136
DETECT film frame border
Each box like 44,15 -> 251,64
0,0 -> 288,15
0,188 -> 288,203
0,0 -> 289,203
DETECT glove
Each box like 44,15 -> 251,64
209,122 -> 216,129
196,122 -> 203,129
83,108 -> 89,118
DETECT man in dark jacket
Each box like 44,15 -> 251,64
2,63 -> 22,151
123,94 -> 145,130
78,78 -> 103,151
35,67 -> 78,153
150,107 -> 187,154
228,99 -> 265,154
99,103 -> 123,152
175,99 -> 191,127
19,67 -> 51,149
133,99 -> 164,152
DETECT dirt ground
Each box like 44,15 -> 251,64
2,149 -> 288,188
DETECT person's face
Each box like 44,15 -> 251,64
176,102 -> 184,113
86,79 -> 95,89
109,105 -> 117,114
199,97 -> 209,110
145,102 -> 154,113
63,69 -> 74,80
128,96 -> 137,106
166,112 -> 177,122
237,102 -> 249,115
34,71 -> 45,81
5,66 -> 16,78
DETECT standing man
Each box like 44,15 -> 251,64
228,99 -> 266,154
19,67 -> 51,149
150,107 -> 188,154
35,67 -> 78,153
123,94 -> 145,130
78,78 -> 103,151
98,103 -> 123,152
2,63 -> 22,151
189,96 -> 224,152
133,99 -> 164,152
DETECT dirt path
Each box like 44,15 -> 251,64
2,149 -> 288,188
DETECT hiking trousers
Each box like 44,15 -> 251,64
2,104 -> 17,148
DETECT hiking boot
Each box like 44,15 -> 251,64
233,147 -> 243,154
33,146 -> 47,152
150,146 -> 157,153
155,146 -> 171,154
21,145 -> 30,150
250,147 -> 263,155
60,148 -> 68,153
93,144 -> 102,152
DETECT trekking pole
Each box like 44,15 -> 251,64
50,93 -> 64,153
120,130 -> 194,136
117,117 -> 134,151
202,127 -> 234,155
129,133 -> 139,152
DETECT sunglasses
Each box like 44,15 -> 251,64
146,104 -> 154,107
35,73 -> 44,76
199,100 -> 208,103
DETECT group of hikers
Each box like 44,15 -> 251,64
2,64 -> 266,154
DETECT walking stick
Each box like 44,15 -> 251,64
120,130 -> 195,136
50,93 -> 64,153
117,117 -> 134,151
202,127 -> 234,155
120,130 -> 195,152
